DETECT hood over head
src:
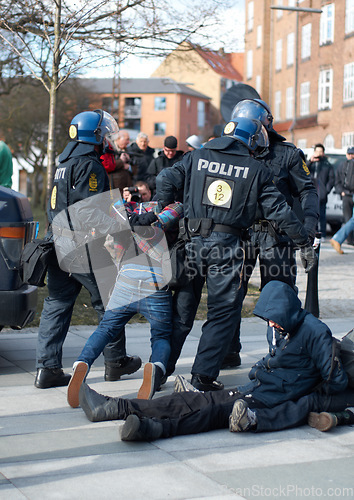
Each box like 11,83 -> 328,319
253,281 -> 306,333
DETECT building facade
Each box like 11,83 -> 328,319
152,41 -> 243,129
245,0 -> 354,150
81,77 -> 210,150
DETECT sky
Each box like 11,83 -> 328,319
85,2 -> 245,79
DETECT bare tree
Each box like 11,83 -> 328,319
0,0 -> 235,202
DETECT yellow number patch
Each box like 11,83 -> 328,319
207,180 -> 232,206
50,186 -> 57,209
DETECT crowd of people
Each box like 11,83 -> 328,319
28,100 -> 353,442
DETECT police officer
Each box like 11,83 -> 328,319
156,117 -> 316,391
223,98 -> 319,369
34,110 -> 141,389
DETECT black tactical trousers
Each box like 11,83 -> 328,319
228,229 -> 297,354
117,388 -> 264,438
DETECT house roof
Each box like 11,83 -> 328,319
189,42 -> 243,81
81,78 -> 210,99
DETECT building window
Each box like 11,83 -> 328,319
346,0 -> 354,34
344,62 -> 354,103
320,3 -> 335,46
274,90 -> 281,121
287,32 -> 295,67
246,50 -> 253,79
154,97 -> 166,111
255,75 -> 261,95
186,98 -> 191,111
197,101 -> 205,128
300,82 -> 311,116
301,23 -> 312,60
275,39 -> 282,72
288,0 -> 296,7
286,87 -> 294,119
318,69 -> 333,110
154,122 -> 166,136
276,0 -> 283,20
248,1 -> 254,32
256,25 -> 262,48
324,135 -> 335,150
342,131 -> 354,149
297,139 -> 307,150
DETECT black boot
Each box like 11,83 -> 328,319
120,415 -> 163,442
104,355 -> 142,381
79,383 -> 121,422
308,408 -> 354,432
34,368 -> 71,389
221,352 -> 241,369
191,374 -> 224,391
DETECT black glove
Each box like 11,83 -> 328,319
303,216 -> 318,242
300,244 -> 317,273
129,211 -> 157,227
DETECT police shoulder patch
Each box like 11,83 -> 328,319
89,173 -> 98,191
302,159 -> 311,176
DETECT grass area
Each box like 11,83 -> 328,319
28,203 -> 260,327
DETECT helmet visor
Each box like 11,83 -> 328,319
231,100 -> 272,128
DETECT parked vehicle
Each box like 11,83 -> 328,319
0,186 -> 38,331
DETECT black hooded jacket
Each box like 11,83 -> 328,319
241,281 -> 348,407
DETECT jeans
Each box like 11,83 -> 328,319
36,258 -> 125,369
333,216 -> 354,245
78,264 -> 172,369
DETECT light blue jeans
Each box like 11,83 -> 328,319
78,264 -> 172,368
332,216 -> 354,245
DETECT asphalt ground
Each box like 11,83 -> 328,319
0,239 -> 354,500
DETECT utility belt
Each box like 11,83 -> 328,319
179,218 -> 242,239
252,220 -> 285,240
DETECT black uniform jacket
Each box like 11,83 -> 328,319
156,137 -> 309,247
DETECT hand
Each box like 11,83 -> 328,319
123,187 -> 131,202
300,244 -> 317,273
129,211 -> 157,227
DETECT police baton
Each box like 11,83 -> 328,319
304,232 -> 321,317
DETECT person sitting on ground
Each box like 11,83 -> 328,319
74,281 -> 347,442
67,199 -> 184,408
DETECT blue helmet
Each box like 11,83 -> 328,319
222,117 -> 269,153
230,99 -> 273,131
68,109 -> 119,145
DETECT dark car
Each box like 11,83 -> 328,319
0,186 -> 38,331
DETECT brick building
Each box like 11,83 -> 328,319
244,0 -> 354,150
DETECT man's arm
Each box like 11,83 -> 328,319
288,149 -> 319,239
155,159 -> 188,206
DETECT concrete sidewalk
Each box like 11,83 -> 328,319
0,240 -> 354,499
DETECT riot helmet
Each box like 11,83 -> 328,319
231,99 -> 273,131
222,117 -> 269,154
68,109 -> 119,147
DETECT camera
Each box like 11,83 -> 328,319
128,187 -> 142,203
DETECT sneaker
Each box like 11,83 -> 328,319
120,415 -> 163,442
174,375 -> 200,393
229,399 -> 256,432
330,239 -> 344,254
308,411 -> 337,432
191,374 -> 224,391
137,362 -> 163,400
104,355 -> 142,381
67,361 -> 89,408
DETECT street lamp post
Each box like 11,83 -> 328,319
270,3 -> 322,144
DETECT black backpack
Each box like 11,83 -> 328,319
340,329 -> 354,388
